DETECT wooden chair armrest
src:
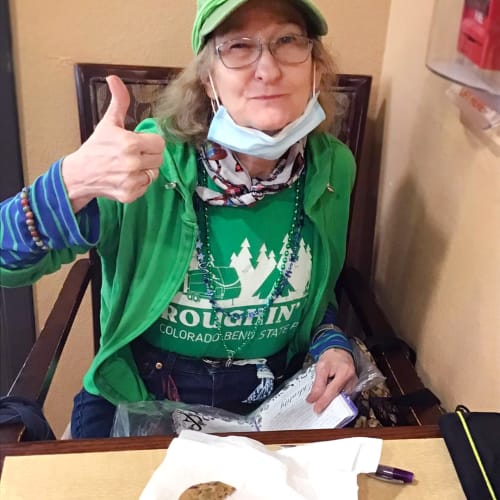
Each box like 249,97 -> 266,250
339,266 -> 444,425
7,258 -> 92,406
0,259 -> 92,443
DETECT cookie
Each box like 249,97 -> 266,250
178,481 -> 236,499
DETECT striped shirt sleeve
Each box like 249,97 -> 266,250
309,327 -> 353,362
0,158 -> 99,269
309,305 -> 353,361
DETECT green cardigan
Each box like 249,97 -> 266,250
0,119 -> 356,404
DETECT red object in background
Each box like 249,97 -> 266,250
458,0 -> 500,69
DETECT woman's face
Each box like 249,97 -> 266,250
206,0 -> 315,134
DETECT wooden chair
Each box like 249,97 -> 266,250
0,64 -> 443,443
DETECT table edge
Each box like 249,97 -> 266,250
0,424 -> 441,475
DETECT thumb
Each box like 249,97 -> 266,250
101,75 -> 130,128
306,373 -> 327,403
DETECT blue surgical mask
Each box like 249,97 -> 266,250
206,73 -> 326,160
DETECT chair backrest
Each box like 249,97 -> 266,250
75,63 -> 371,161
74,63 -> 372,349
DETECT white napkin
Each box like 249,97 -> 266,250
140,430 -> 382,500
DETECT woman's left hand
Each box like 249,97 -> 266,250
306,348 -> 358,413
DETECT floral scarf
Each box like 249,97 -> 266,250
196,138 -> 306,206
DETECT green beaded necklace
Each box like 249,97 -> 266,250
195,166 -> 306,366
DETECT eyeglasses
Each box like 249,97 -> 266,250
215,34 -> 313,69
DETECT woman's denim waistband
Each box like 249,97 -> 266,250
131,337 -> 289,377
130,337 -> 292,412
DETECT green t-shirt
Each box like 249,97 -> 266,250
143,179 -> 313,359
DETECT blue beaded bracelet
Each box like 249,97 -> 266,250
20,187 -> 49,251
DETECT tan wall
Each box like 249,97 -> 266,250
374,0 -> 500,412
10,0 -> 391,436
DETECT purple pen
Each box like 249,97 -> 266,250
372,464 -> 414,484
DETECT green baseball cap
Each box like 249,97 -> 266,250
192,0 -> 328,53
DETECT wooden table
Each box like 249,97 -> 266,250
0,425 -> 465,499
0,425 -> 440,472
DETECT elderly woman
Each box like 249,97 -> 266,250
0,0 -> 358,438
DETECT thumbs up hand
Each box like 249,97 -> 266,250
99,74 -> 131,129
62,75 -> 165,212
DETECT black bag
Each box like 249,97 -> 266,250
439,406 -> 500,500
0,395 -> 55,441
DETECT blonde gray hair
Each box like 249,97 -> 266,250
156,38 -> 337,146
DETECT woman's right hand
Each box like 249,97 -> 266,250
62,75 -> 165,213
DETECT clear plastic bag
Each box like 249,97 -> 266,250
111,338 -> 385,437
111,399 -> 255,437
348,337 -> 387,399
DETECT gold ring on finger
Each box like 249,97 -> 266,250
144,169 -> 155,186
